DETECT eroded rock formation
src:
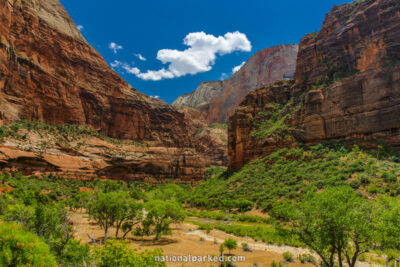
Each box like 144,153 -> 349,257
0,0 -> 206,179
173,44 -> 299,123
228,0 -> 400,170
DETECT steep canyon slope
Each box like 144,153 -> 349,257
173,44 -> 299,123
0,0 -> 205,180
228,0 -> 400,170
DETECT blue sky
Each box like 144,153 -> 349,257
60,0 -> 353,104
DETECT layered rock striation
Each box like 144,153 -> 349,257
173,44 -> 299,123
0,0 -> 206,179
229,0 -> 400,170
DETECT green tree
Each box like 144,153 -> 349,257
33,203 -> 74,256
284,186 -> 374,267
58,239 -> 93,267
114,193 -> 143,239
142,200 -> 185,240
222,238 -> 237,255
0,223 -> 57,267
87,192 -> 129,242
95,239 -> 166,267
373,197 -> 400,266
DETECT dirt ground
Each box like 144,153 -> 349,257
70,211 -> 314,267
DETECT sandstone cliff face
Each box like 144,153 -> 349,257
0,0 -> 205,179
229,0 -> 400,170
295,0 -> 400,88
175,106 -> 228,167
172,81 -> 224,109
0,125 -> 204,181
173,44 -> 298,123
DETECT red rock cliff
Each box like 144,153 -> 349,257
229,0 -> 400,170
0,0 -> 205,180
173,44 -> 298,124
0,0 -> 190,145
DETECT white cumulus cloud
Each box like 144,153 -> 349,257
134,53 -> 147,61
232,61 -> 246,73
150,95 -> 160,99
117,31 -> 251,81
109,42 -> 123,54
77,25 -> 84,31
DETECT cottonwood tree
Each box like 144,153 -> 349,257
88,192 -> 124,242
373,197 -> 400,266
141,200 -> 185,240
114,194 -> 143,239
284,186 -> 374,267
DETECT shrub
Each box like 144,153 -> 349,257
349,179 -> 361,189
0,223 -> 57,267
271,260 -> 283,267
95,239 -> 166,267
58,239 -> 92,266
298,253 -> 315,264
242,243 -> 252,252
282,251 -> 294,262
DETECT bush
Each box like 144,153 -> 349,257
282,251 -> 294,262
0,223 -> 57,267
298,253 -> 315,264
95,239 -> 166,267
58,239 -> 92,266
242,243 -> 252,252
271,260 -> 283,267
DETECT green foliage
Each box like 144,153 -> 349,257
141,200 -> 186,240
282,251 -> 293,262
57,239 -> 92,267
298,253 -> 315,264
270,260 -> 283,267
284,186 -> 375,267
209,123 -> 228,130
186,210 -> 275,224
95,239 -> 166,267
144,183 -> 189,203
191,221 -> 300,247
251,102 -> 295,140
222,238 -> 237,255
191,142 -> 400,210
0,223 -> 57,267
88,191 -> 139,241
373,197 -> 400,255
0,120 -> 141,146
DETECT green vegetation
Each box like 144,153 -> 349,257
1,138 -> 400,266
87,191 -> 143,241
222,238 -> 237,255
0,222 -> 57,267
191,142 -> 400,210
274,186 -> 400,267
282,251 -> 294,262
250,102 -> 295,140
0,120 -> 139,145
0,173 -> 184,266
209,123 -> 228,130
95,239 -> 165,267
187,210 -> 275,224
141,200 -> 186,240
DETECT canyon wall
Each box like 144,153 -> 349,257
0,0 -> 205,180
173,44 -> 298,123
229,0 -> 400,170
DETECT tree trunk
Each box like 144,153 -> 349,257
104,225 -> 108,243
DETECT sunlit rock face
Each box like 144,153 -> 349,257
228,0 -> 400,170
173,44 -> 299,123
0,0 -> 206,180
